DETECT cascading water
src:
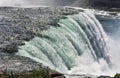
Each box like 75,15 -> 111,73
96,13 -> 120,76
1,0 -> 120,77
16,10 -> 112,76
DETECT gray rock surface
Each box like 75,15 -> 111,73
0,53 -> 43,73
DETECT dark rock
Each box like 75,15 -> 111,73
91,0 -> 120,8
49,71 -> 65,78
54,76 -> 65,78
98,76 -> 112,78
0,53 -> 55,75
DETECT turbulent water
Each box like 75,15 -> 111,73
15,10 -> 116,76
96,13 -> 120,76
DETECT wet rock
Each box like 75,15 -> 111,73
49,71 -> 65,78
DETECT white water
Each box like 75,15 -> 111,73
97,14 -> 120,76
15,10 -> 118,77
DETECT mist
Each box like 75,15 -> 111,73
0,0 -> 89,7
0,0 -> 66,6
97,15 -> 120,76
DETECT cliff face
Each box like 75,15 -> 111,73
91,0 -> 120,8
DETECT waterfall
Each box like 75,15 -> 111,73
16,10 -> 111,75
